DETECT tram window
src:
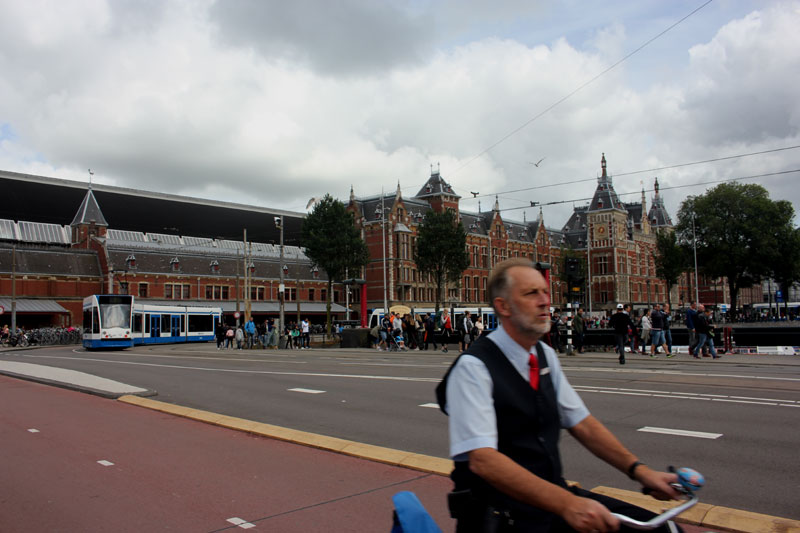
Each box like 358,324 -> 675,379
181,315 -> 185,333
162,315 -> 170,330
133,313 -> 142,333
83,309 -> 92,334
145,314 -> 150,333
188,315 -> 213,332
92,308 -> 100,334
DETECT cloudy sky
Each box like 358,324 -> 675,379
1,0 -> 799,231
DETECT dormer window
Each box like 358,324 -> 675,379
248,261 -> 255,274
598,200 -> 604,208
426,185 -> 432,193
126,254 -> 136,269
210,260 -> 220,273
170,257 -> 180,272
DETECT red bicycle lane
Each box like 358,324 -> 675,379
0,375 -> 454,532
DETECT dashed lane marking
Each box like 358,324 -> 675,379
419,403 -> 440,408
226,517 -> 256,529
638,427 -> 723,439
288,388 -> 326,394
564,365 -> 800,382
28,428 -> 40,433
97,460 -> 114,466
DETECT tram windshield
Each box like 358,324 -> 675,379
97,296 -> 132,329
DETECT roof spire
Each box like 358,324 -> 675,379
601,153 -> 607,178
88,168 -> 94,188
349,184 -> 355,203
396,180 -> 402,200
493,195 -> 500,212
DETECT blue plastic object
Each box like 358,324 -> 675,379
676,467 -> 705,492
391,491 -> 442,533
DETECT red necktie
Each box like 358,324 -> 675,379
529,353 -> 539,390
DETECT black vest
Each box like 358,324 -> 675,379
436,336 -> 565,519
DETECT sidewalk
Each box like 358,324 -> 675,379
1,349 -> 799,532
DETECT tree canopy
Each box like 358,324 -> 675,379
675,182 -> 796,312
301,194 -> 369,335
413,209 -> 469,313
653,229 -> 686,307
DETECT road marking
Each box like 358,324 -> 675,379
573,385 -> 796,407
638,427 -> 722,439
97,460 -> 115,466
26,354 -> 441,382
28,428 -> 40,433
419,403 -> 440,408
227,517 -> 256,529
563,365 -> 800,383
288,388 -> 326,394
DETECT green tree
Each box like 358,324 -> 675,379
675,183 -> 791,313
413,209 -> 469,313
770,208 -> 800,317
653,229 -> 686,308
301,194 -> 369,337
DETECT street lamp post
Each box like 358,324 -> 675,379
275,216 -> 285,345
691,210 -> 700,303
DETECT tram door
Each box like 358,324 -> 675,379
171,315 -> 181,339
150,315 -> 161,338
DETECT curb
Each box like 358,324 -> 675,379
592,487 -> 800,533
117,396 -> 800,533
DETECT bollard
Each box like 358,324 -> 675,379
566,303 -> 574,356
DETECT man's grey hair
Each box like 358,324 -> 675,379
488,258 -> 538,313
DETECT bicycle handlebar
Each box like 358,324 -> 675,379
611,467 -> 704,530
611,492 -> 697,530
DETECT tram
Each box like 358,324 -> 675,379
82,294 -> 135,349
82,295 -> 222,349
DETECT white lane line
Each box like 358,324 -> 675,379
226,517 -> 256,529
28,428 -> 40,433
563,365 -> 800,382
22,355 -> 440,382
97,460 -> 115,466
419,403 -> 440,408
288,388 -> 326,394
573,386 -> 794,407
638,427 -> 722,439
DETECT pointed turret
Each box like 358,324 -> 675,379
70,185 -> 108,246
349,184 -> 355,204
588,153 -> 623,211
647,177 -> 673,227
414,166 -> 461,214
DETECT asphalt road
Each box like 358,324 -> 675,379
3,343 -> 799,521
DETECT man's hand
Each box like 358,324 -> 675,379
561,495 -> 619,533
634,465 -> 683,501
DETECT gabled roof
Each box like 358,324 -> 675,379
70,187 -> 108,227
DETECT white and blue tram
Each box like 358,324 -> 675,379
368,306 -> 498,332
83,295 -> 222,349
82,294 -> 135,349
131,302 -> 221,345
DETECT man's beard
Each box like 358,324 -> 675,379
508,300 -> 551,336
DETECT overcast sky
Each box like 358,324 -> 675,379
1,0 -> 799,231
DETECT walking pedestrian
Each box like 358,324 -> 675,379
460,310 -> 474,351
696,306 -> 720,359
423,313 -> 437,351
663,304 -> 674,356
301,318 -> 310,349
649,304 -> 671,357
573,308 -> 585,354
225,325 -> 234,349
686,301 -> 699,356
640,310 -> 652,355
609,303 -> 634,365
215,321 -> 225,350
440,309 -> 453,353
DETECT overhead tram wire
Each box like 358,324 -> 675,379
448,0 -> 715,178
493,168 -> 800,213
457,144 -> 800,202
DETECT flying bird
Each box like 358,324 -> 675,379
530,158 -> 546,167
470,191 -> 480,198
306,197 -> 321,209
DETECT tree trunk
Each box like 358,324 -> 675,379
727,277 -> 738,316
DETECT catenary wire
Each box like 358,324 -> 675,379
449,0 -> 714,178
495,169 -> 800,212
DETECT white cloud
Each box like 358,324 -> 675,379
0,0 -> 798,226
